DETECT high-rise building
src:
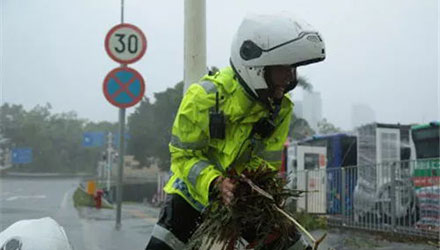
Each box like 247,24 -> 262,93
302,91 -> 322,132
351,104 -> 376,129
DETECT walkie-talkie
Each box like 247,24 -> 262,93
209,92 -> 226,139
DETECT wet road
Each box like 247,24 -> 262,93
0,177 -> 437,250
0,177 -> 159,250
0,177 -> 79,229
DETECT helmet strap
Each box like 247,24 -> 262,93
284,79 -> 298,92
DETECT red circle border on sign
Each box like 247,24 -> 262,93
105,23 -> 147,64
103,67 -> 146,108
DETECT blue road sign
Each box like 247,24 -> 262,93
82,132 -> 105,147
12,148 -> 32,164
103,67 -> 145,108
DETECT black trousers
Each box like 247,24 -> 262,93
145,194 -> 303,250
145,194 -> 202,250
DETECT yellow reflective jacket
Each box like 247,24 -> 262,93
163,67 -> 293,211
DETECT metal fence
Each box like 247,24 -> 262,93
290,158 -> 440,240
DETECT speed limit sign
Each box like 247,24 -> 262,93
105,23 -> 147,64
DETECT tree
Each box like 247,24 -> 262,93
297,76 -> 313,92
289,114 -> 315,140
0,102 -> 119,173
317,118 -> 341,135
127,82 -> 183,170
0,103 -> 27,147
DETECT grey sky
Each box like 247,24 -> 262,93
1,0 -> 438,130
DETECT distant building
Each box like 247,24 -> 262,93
351,104 -> 376,129
302,91 -> 322,132
293,100 -> 303,118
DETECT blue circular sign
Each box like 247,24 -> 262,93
103,67 -> 145,108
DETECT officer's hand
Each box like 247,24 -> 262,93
215,176 -> 236,206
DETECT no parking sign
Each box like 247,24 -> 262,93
103,67 -> 145,108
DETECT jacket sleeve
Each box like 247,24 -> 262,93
252,101 -> 292,172
169,82 -> 222,206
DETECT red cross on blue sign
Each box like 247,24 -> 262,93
103,67 -> 145,108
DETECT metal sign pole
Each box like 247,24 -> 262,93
116,108 -> 125,230
104,0 -> 144,229
121,0 -> 124,24
115,0 -> 125,230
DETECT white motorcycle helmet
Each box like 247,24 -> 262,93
0,217 -> 73,250
230,13 -> 326,101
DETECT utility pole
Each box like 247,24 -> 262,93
184,0 -> 207,93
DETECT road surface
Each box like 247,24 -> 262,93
0,177 -> 158,250
0,177 -> 437,250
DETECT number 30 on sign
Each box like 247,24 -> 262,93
105,23 -> 147,64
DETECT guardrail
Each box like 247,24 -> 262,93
289,158 -> 439,240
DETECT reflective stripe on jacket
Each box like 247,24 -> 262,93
163,66 -> 293,211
